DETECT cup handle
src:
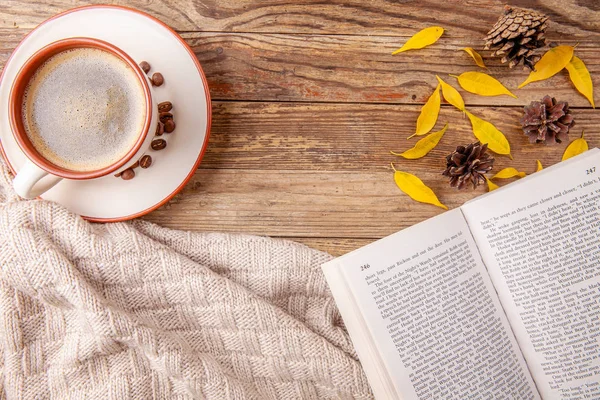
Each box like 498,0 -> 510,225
13,160 -> 62,199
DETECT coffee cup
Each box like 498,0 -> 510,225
9,37 -> 157,199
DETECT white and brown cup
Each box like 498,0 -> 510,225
9,37 -> 157,199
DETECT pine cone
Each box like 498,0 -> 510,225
443,142 -> 495,190
484,5 -> 549,70
521,95 -> 575,144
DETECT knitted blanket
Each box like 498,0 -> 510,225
0,161 -> 373,399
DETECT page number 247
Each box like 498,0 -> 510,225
586,166 -> 596,175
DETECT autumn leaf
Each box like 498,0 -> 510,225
410,84 -> 441,139
465,111 -> 512,157
536,160 -> 543,172
518,45 -> 574,88
565,56 -> 595,108
491,167 -> 526,179
461,47 -> 487,68
486,178 -> 499,192
453,71 -> 517,98
392,26 -> 444,55
436,76 -> 465,111
392,164 -> 448,210
392,124 -> 448,159
562,131 -> 588,161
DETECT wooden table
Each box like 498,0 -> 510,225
2,1 -> 599,255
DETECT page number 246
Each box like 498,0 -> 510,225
586,166 -> 596,175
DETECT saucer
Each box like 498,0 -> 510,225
0,5 -> 211,222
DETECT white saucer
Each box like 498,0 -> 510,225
0,5 -> 211,222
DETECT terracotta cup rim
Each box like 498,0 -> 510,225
8,37 -> 153,180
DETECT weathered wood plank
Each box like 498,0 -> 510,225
142,149 -> 596,238
188,32 -> 599,106
0,0 -> 598,38
1,29 -> 598,106
204,102 -> 599,171
142,168 -> 461,238
283,237 -> 373,256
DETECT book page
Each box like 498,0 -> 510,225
333,208 -> 538,399
462,149 -> 600,399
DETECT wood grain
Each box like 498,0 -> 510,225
1,28 -> 597,106
142,168 -> 465,238
205,102 -> 599,171
146,102 -> 598,240
189,32 -> 599,106
0,1 -> 598,257
1,0 -> 598,38
142,145 -> 596,239
284,237 -> 373,257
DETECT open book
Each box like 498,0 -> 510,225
323,149 -> 600,399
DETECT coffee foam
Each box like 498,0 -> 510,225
22,48 -> 146,172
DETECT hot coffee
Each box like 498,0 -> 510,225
21,47 -> 146,171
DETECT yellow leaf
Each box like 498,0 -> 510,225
562,131 -> 588,161
465,111 -> 511,157
486,178 -> 499,192
392,124 -> 448,159
392,167 -> 448,210
491,167 -> 526,179
410,84 -> 441,138
454,71 -> 517,98
436,76 -> 465,111
565,56 -> 595,108
518,45 -> 575,88
461,47 -> 487,68
392,26 -> 444,55
536,160 -> 543,172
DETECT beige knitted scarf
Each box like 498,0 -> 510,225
0,161 -> 373,399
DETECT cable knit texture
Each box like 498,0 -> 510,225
0,160 -> 373,400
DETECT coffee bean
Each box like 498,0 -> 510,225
114,172 -> 122,178
151,72 -> 164,86
139,61 -> 151,74
151,139 -> 167,150
158,101 -> 172,113
164,119 -> 176,133
140,155 -> 152,168
159,112 -> 173,123
121,168 -> 135,180
156,122 -> 164,136
131,160 -> 140,169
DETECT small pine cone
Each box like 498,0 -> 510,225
484,5 -> 549,70
443,142 -> 495,190
521,95 -> 575,144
